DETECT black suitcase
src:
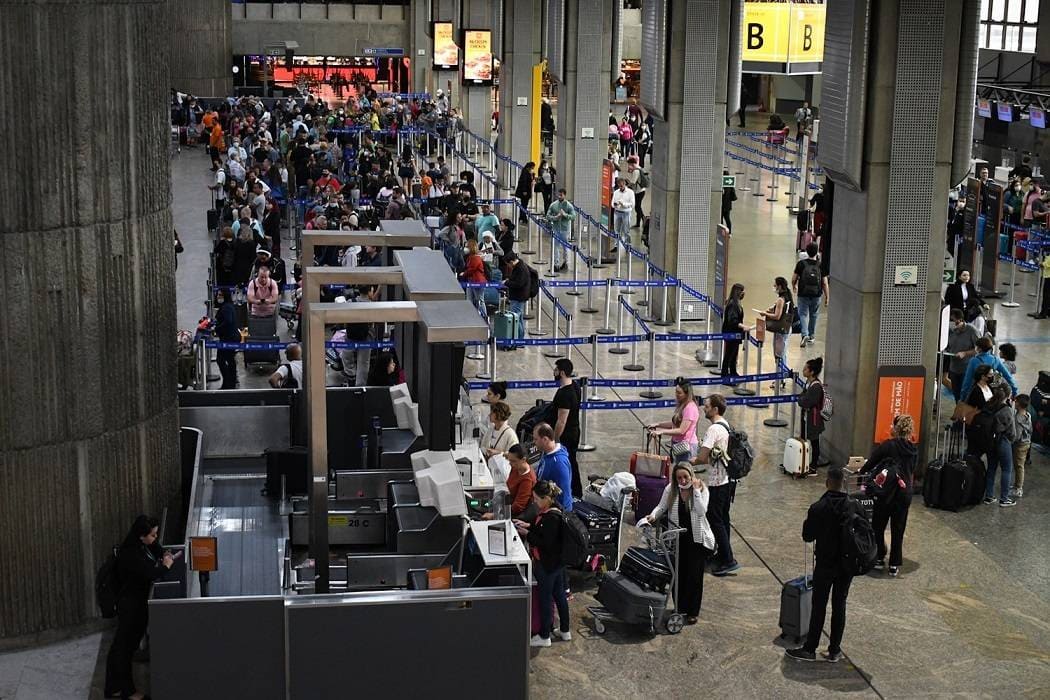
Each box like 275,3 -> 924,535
572,499 -> 619,530
964,454 -> 986,505
207,208 -> 220,231
779,542 -> 813,643
937,459 -> 970,511
923,460 -> 944,508
594,571 -> 666,630
245,315 -> 280,367
263,447 -> 308,497
619,546 -> 672,593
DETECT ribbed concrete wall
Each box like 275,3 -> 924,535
0,0 -> 180,644
170,0 -> 233,96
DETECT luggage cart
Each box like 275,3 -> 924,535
588,524 -> 687,636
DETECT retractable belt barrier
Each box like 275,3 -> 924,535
205,339 -> 393,351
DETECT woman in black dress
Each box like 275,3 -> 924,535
720,283 -> 749,384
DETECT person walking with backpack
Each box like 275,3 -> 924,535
982,386 -> 1018,507
798,357 -> 828,470
515,480 -> 572,648
690,394 -> 741,577
792,242 -> 829,347
786,467 -> 864,663
859,414 -> 918,577
637,462 -> 716,624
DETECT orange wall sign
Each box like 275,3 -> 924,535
189,536 -> 218,572
874,368 -> 924,444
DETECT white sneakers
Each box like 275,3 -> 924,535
530,630 -> 572,647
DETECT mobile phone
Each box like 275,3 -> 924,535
172,551 -> 184,559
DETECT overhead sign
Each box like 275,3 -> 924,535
743,1 -> 825,75
363,47 -> 404,57
432,21 -> 458,69
873,366 -> 925,445
462,29 -> 493,85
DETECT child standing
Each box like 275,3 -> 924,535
999,343 -> 1018,376
1013,395 -> 1033,498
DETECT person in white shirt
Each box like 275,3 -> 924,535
209,167 -> 227,208
227,139 -> 247,164
690,394 -> 740,576
482,401 -> 519,459
228,155 -> 246,184
269,343 -> 303,388
610,178 -> 635,253
638,462 -> 715,624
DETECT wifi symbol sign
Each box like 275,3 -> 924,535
895,265 -> 918,286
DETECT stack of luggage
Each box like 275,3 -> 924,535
572,499 -> 621,567
924,425 -> 981,511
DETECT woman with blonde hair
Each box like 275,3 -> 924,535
859,414 -> 918,578
637,462 -> 716,624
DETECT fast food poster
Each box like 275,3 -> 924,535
462,29 -> 493,84
433,22 -> 458,69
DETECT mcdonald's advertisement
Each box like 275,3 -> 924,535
462,29 -> 493,85
433,21 -> 458,70
743,1 -> 825,74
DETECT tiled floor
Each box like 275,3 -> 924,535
5,138 -> 1048,699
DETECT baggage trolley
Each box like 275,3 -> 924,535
588,524 -> 688,636
577,476 -> 635,572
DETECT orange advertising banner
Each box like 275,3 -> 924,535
874,371 -> 924,444
189,536 -> 218,572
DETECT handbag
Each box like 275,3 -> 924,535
951,401 -> 979,425
670,440 -> 693,461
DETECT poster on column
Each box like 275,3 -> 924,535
979,181 -> 1003,296
601,160 -> 615,228
433,22 -> 459,70
462,29 -> 493,85
873,366 -> 924,445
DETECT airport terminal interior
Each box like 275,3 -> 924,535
3,0 -> 1050,698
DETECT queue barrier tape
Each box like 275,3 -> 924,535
595,333 -> 649,344
589,370 -> 789,389
205,340 -> 394,351
614,279 -> 678,288
997,253 -> 1040,272
581,394 -> 797,410
493,336 -> 592,347
655,332 -> 742,342
465,379 -> 558,390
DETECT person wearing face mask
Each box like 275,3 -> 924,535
720,283 -> 752,385
798,357 -> 828,470
1003,178 -> 1024,228
760,277 -> 794,385
942,308 -> 980,402
550,358 -> 582,498
515,480 -> 572,648
637,463 -> 716,624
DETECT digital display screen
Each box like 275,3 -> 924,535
432,21 -> 458,69
1031,107 -> 1045,128
997,102 -> 1015,122
462,29 -> 493,85
977,99 -> 992,118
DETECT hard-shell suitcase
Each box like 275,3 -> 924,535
207,208 -> 220,231
964,454 -> 986,505
782,437 -> 811,476
493,311 -> 518,340
634,474 -> 667,522
630,431 -> 670,517
263,446 -> 308,497
245,314 -> 280,367
923,461 -> 944,508
926,426 -> 969,511
594,571 -> 667,629
779,543 -> 812,643
619,546 -> 672,593
573,499 -> 619,560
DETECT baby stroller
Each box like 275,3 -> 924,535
589,523 -> 687,636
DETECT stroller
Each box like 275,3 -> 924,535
589,523 -> 687,636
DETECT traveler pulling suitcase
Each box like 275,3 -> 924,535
779,542 -> 813,644
782,437 -> 811,477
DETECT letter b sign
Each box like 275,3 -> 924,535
802,24 -> 813,51
747,23 -> 763,50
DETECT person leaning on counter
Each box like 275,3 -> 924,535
482,444 -> 537,522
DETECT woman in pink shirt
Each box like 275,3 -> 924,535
646,378 -> 700,460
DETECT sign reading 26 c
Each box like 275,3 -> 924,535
743,2 -> 826,72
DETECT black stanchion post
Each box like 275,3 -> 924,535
639,333 -> 663,398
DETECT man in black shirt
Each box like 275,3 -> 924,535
785,467 -> 855,663
551,358 -> 582,498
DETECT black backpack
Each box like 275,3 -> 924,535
970,408 -> 998,454
839,500 -> 878,576
279,363 -> 299,389
553,510 -> 589,568
717,420 -> 754,480
798,258 -> 822,297
864,458 -> 904,503
95,545 -> 121,618
527,265 -> 540,299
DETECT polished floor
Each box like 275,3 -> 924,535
3,138 -> 1048,700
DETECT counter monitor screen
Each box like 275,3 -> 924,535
977,99 -> 992,118
1032,107 -> 1046,128
997,102 -> 1015,122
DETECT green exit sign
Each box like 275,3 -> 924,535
722,176 -> 736,188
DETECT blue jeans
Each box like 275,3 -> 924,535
613,210 -> 631,243
797,295 -> 821,338
535,563 -> 569,639
985,436 -> 1014,502
508,299 -> 526,341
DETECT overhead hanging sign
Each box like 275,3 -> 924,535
433,21 -> 458,69
462,29 -> 493,85
743,1 -> 825,75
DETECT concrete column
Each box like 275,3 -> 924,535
824,0 -> 966,463
169,0 -> 233,97
460,0 -> 494,136
410,0 -> 431,96
0,0 -> 180,645
498,0 -> 542,167
648,0 -> 730,317
555,0 -> 614,224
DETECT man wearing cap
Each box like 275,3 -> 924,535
251,247 -> 287,288
546,188 -> 575,272
475,202 -> 499,239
